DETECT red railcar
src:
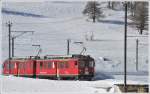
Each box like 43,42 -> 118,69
3,60 -> 18,76
2,54 -> 95,80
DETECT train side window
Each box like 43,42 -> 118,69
23,63 -> 25,70
18,64 -> 20,69
30,63 -> 33,69
7,63 -> 9,70
40,62 -> 43,69
65,62 -> 69,68
20,63 -> 23,69
85,61 -> 89,67
18,63 -> 21,69
59,62 -> 64,69
59,62 -> 67,69
43,62 -> 47,69
48,62 -> 52,69
20,63 -> 22,69
10,63 -> 14,69
89,61 -> 94,67
4,63 -> 7,69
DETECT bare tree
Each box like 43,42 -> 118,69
83,1 -> 103,23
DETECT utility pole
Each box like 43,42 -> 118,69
67,39 -> 70,55
11,31 -> 34,57
136,39 -> 139,71
12,37 -> 15,57
124,2 -> 128,92
7,21 -> 12,74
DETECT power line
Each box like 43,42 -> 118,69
6,21 -> 35,58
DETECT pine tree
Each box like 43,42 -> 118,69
107,2 -> 119,10
83,1 -> 103,23
133,2 -> 148,34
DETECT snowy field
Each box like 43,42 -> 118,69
0,1 -> 149,94
1,75 -> 122,94
0,75 -> 147,94
2,1 -> 148,72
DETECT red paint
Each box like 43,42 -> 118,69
3,55 -> 95,80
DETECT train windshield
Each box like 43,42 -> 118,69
89,61 -> 95,67
79,60 -> 95,68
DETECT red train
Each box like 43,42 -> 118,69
2,54 -> 95,80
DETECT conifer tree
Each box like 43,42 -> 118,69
83,1 -> 103,23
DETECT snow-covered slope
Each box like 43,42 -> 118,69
1,1 -> 148,74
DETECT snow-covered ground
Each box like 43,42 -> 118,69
1,75 -> 121,94
2,1 -> 148,72
0,1 -> 149,93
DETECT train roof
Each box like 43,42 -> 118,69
10,54 -> 94,60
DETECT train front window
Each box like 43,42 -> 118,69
85,60 -> 89,67
89,61 -> 94,67
79,61 -> 85,67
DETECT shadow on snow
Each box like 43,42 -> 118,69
2,8 -> 45,18
93,72 -> 114,80
98,19 -> 134,25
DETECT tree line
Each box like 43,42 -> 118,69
82,1 -> 148,35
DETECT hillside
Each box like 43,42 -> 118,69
1,1 -> 148,79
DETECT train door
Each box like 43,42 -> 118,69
46,60 -> 57,78
16,61 -> 19,76
56,61 -> 60,79
33,60 -> 36,78
57,60 -> 69,78
14,61 -> 19,76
